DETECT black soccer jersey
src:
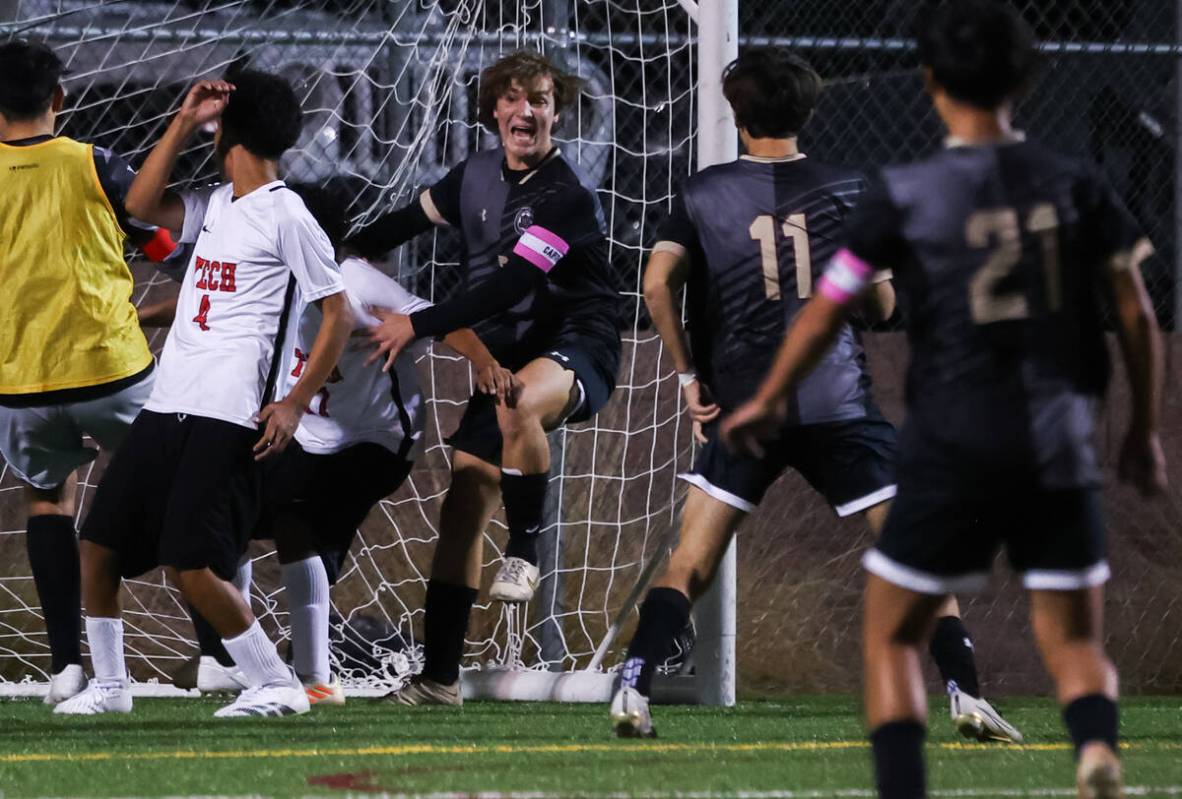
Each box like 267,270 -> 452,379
425,147 -> 622,373
657,155 -> 876,421
839,137 -> 1149,490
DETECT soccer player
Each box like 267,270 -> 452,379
0,40 -> 180,705
54,71 -> 353,718
348,51 -> 622,704
723,4 -> 1164,797
182,180 -> 515,704
609,47 -> 1017,743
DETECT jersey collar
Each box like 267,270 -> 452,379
503,147 -> 560,185
231,179 -> 286,202
0,134 -> 57,147
945,131 -> 1026,149
740,153 -> 807,163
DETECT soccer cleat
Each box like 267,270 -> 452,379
610,685 -> 656,738
376,675 -> 462,706
53,680 -> 132,715
196,656 -> 250,694
489,556 -> 540,604
212,673 -> 310,718
1076,742 -> 1123,799
43,663 -> 87,705
950,689 -> 1023,743
304,675 -> 345,707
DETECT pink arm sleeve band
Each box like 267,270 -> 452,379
512,225 -> 571,274
818,248 -> 875,305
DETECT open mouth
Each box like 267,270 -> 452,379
509,121 -> 537,146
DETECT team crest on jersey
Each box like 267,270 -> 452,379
513,206 -> 535,234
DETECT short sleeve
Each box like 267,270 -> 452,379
840,173 -> 907,273
178,185 -> 218,244
653,192 -> 699,256
343,259 -> 432,326
1078,170 -> 1153,274
424,161 -> 466,227
510,185 -> 603,274
92,146 -> 136,210
276,206 -> 345,302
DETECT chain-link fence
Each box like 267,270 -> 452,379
1,0 -> 1180,695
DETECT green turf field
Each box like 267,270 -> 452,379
0,695 -> 1178,797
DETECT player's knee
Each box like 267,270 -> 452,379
79,541 -> 119,587
495,401 -> 543,441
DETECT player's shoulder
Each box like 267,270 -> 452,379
339,255 -> 393,292
687,156 -> 863,193
546,150 -> 600,199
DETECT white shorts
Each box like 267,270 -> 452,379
0,370 -> 155,489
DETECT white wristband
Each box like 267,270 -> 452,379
677,371 -> 698,388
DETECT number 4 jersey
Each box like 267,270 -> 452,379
828,136 -> 1151,490
144,181 -> 345,428
656,154 -> 884,422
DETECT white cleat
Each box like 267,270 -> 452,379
213,671 -> 309,718
1077,742 -> 1123,799
611,685 -> 656,738
43,664 -> 87,705
489,557 -> 540,604
53,680 -> 132,715
951,689 -> 1023,743
304,674 -> 346,707
196,656 -> 249,694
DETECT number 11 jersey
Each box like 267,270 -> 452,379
655,154 -> 881,423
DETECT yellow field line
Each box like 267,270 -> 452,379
0,739 -> 1177,765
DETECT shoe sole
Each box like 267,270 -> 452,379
611,710 -> 656,739
954,712 -> 1019,744
489,588 -> 536,604
1079,761 -> 1123,799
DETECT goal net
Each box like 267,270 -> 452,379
0,0 -> 715,698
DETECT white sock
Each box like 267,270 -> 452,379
232,557 -> 252,605
221,620 -> 290,688
282,556 -> 331,684
86,616 -> 126,687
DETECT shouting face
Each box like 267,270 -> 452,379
493,75 -> 558,170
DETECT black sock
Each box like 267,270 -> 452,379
621,587 -> 691,696
928,615 -> 981,698
422,579 -> 478,686
870,720 -> 927,799
190,606 -> 235,667
26,514 -> 82,673
1063,694 -> 1119,757
501,470 -> 548,566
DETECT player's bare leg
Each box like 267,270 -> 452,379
863,573 -> 946,799
381,451 -> 500,705
865,502 -> 1020,743
175,567 -> 308,717
25,475 -> 88,702
490,357 -> 580,603
54,541 -> 131,715
1030,587 -> 1121,799
612,486 -> 745,737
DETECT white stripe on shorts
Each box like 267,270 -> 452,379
862,548 -> 990,595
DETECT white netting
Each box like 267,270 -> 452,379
0,0 -> 702,690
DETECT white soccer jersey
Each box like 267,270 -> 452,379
144,181 -> 345,429
289,256 -> 431,457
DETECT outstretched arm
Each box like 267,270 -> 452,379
125,80 -> 234,231
344,195 -> 437,258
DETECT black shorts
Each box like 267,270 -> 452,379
682,414 -> 898,516
448,341 -> 616,465
867,482 -> 1108,595
255,441 -> 412,584
80,410 -> 260,581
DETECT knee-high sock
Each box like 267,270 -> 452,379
421,579 -> 478,685
620,587 -> 691,697
86,616 -> 126,687
27,514 -> 82,673
282,556 -> 331,684
928,615 -> 981,698
1063,694 -> 1119,756
222,620 -> 290,688
870,720 -> 926,799
501,470 -> 549,566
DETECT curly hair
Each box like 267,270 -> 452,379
218,69 -> 303,160
476,50 -> 582,131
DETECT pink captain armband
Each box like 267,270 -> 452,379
818,248 -> 875,305
512,225 -> 570,273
